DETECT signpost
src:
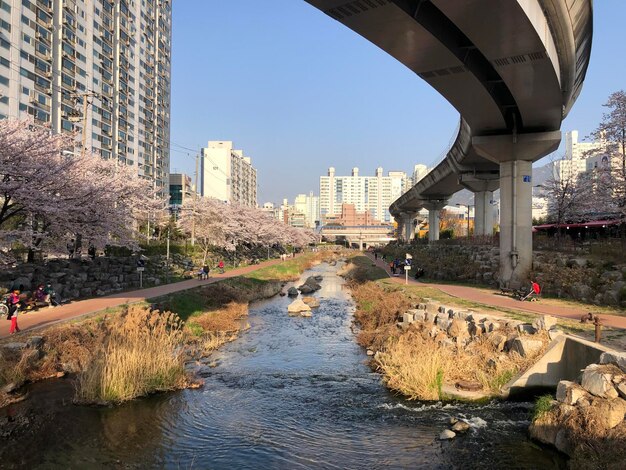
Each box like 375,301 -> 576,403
404,253 -> 413,285
137,258 -> 146,288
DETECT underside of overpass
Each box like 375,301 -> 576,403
306,0 -> 593,288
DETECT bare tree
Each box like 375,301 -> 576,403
588,90 -> 626,218
542,158 -> 591,239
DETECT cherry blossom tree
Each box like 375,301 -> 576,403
177,196 -> 317,263
0,119 -> 164,260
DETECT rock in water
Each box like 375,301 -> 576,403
287,287 -> 299,297
287,299 -> 311,314
302,296 -> 320,308
439,430 -> 456,440
451,421 -> 470,433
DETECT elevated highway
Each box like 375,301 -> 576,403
306,0 -> 593,287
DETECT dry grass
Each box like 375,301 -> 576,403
76,305 -> 187,404
351,281 -> 412,333
187,301 -> 248,333
350,281 -> 549,399
375,331 -> 452,400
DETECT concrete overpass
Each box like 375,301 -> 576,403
320,225 -> 395,249
306,0 -> 593,287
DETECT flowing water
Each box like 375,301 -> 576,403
0,262 -> 564,469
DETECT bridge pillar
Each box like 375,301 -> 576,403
422,201 -> 447,243
458,174 -> 499,237
472,131 -> 561,288
474,191 -> 494,237
399,212 -> 417,242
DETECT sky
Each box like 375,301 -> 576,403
169,1 -> 626,204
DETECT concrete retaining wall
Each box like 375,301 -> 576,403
503,335 -> 615,398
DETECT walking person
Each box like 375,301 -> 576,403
203,265 -> 210,280
218,260 -> 225,274
7,289 -> 20,334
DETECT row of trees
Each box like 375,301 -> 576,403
542,90 -> 626,226
178,197 -> 318,263
0,119 -> 317,264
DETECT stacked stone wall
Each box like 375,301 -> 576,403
0,254 -> 194,300
383,244 -> 626,307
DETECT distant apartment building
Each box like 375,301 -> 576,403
319,167 -> 409,223
323,203 -> 383,226
411,164 -> 428,186
554,131 -> 606,181
169,173 -> 195,206
0,0 -> 172,191
293,192 -> 319,229
200,141 -> 257,207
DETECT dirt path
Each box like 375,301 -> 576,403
367,253 -> 626,329
1,258 -> 286,338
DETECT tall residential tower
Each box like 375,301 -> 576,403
200,141 -> 257,207
0,0 -> 172,190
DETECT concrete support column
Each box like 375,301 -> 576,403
499,160 -> 533,288
474,190 -> 494,236
403,213 -> 417,242
473,131 -> 562,289
423,201 -> 447,243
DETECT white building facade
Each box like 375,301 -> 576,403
200,141 -> 257,207
0,0 -> 172,191
319,167 -> 409,223
554,131 -> 606,182
293,192 -> 319,229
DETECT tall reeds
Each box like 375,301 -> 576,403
77,305 -> 186,404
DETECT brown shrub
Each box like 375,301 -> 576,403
189,302 -> 248,333
351,281 -> 411,331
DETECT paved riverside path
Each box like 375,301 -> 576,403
1,258 -> 286,338
366,253 -> 626,330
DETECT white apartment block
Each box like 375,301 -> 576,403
319,167 -> 409,223
411,163 -> 428,186
555,131 -> 605,182
200,140 -> 257,207
0,0 -> 172,190
293,191 -> 319,229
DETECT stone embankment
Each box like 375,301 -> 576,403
0,254 -> 195,301
381,300 -> 554,398
383,245 -> 626,307
530,351 -> 626,464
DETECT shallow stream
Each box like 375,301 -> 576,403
0,262 -> 564,469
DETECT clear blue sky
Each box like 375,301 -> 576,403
169,1 -> 626,204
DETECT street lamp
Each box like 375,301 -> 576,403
455,203 -> 473,238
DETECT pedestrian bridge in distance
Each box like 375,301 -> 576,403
306,0 -> 593,288
320,225 -> 395,249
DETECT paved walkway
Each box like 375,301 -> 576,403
367,253 -> 626,329
1,258 -> 286,338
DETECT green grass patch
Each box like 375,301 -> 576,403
532,394 -> 555,421
246,253 -> 317,282
489,369 -> 516,391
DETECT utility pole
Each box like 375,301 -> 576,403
192,151 -> 199,246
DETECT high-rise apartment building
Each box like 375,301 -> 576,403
293,192 -> 319,229
319,167 -> 408,223
200,141 -> 257,207
0,0 -> 172,190
554,131 -> 606,181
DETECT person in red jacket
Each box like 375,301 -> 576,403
7,289 -> 20,334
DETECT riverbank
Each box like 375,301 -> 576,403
342,255 -> 552,401
0,251 -> 340,409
